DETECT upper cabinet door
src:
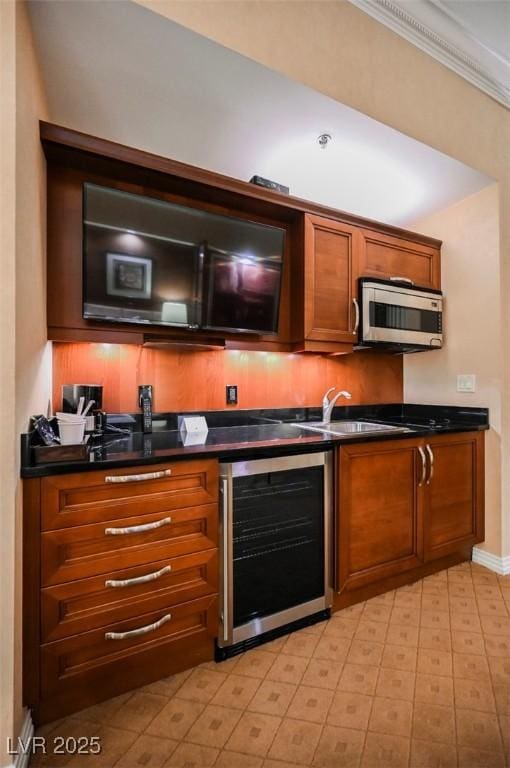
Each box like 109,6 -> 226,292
423,432 -> 484,561
303,215 -> 359,343
359,229 -> 441,289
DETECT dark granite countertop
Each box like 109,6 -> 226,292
20,403 -> 489,478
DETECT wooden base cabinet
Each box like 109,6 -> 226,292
23,459 -> 219,725
335,432 -> 484,606
424,432 -> 484,561
336,438 -> 424,595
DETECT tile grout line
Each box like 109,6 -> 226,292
446,566 -> 460,763
308,610 -> 359,767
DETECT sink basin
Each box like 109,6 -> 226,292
292,420 -> 412,436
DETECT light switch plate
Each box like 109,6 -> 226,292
457,374 -> 476,393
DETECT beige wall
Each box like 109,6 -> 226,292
0,2 -> 18,763
405,185 -> 501,554
1,2 -> 49,764
137,0 -> 510,560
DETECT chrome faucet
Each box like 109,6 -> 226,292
322,387 -> 352,423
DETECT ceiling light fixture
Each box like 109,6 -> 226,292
317,133 -> 332,149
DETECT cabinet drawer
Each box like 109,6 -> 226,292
40,594 -> 218,700
41,548 -> 218,642
41,504 -> 218,586
41,459 -> 218,530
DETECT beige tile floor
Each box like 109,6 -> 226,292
32,562 -> 510,768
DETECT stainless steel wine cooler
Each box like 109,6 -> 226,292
218,451 -> 333,652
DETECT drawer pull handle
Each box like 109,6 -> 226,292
104,469 -> 172,483
105,613 -> 172,640
389,276 -> 414,285
105,517 -> 172,536
105,565 -> 172,588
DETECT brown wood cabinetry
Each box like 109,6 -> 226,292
335,431 -> 484,607
292,215 -> 359,352
41,123 -> 442,352
337,438 -> 424,594
423,432 -> 484,561
24,458 -> 219,725
359,228 -> 441,289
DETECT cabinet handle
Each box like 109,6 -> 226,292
105,565 -> 172,588
105,613 -> 171,640
104,469 -> 172,483
426,445 -> 434,484
105,516 -> 172,536
418,446 -> 427,486
389,276 -> 414,285
352,298 -> 360,333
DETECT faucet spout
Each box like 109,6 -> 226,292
322,388 -> 352,423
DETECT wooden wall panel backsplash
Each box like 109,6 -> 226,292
52,343 -> 403,413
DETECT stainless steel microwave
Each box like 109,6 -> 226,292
358,277 -> 443,353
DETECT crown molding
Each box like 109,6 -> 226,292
348,0 -> 510,108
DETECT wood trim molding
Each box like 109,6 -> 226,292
472,546 -> 510,575
40,121 -> 442,249
348,0 -> 510,108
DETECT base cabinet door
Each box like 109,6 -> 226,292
423,432 -> 484,561
337,439 -> 424,594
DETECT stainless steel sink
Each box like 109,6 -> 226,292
292,420 -> 412,436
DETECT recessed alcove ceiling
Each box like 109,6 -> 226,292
29,0 -> 492,227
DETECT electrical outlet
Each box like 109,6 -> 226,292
226,385 -> 238,405
457,374 -> 476,393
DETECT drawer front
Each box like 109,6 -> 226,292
41,459 -> 218,530
41,504 -> 218,586
41,549 -> 218,642
40,594 -> 218,700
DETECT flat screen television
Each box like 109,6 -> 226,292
82,183 -> 285,334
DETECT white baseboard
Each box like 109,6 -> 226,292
472,547 -> 510,575
4,708 -> 34,768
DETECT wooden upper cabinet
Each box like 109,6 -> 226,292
423,432 -> 484,561
301,214 -> 359,346
337,438 -> 424,594
359,228 -> 441,289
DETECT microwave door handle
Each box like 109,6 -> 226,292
389,276 -> 414,286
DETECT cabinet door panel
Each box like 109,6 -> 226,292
360,229 -> 440,289
337,439 -> 424,593
424,432 -> 484,560
304,215 -> 358,343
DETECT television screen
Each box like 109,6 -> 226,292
82,183 -> 285,334
203,250 -> 281,333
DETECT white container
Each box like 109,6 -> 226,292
58,418 -> 86,445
